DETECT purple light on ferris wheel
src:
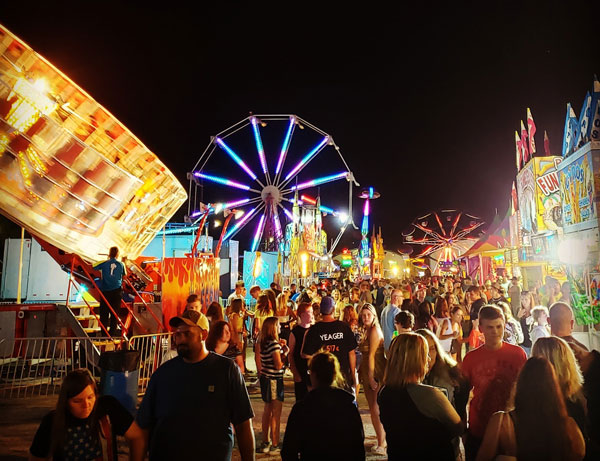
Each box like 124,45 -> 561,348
290,171 -> 348,191
274,213 -> 283,239
194,172 -> 251,191
284,136 -> 329,181
275,116 -> 295,175
221,198 -> 251,209
250,117 -> 268,175
251,214 -> 266,252
224,207 -> 257,240
215,137 -> 258,181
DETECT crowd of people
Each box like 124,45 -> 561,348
29,274 -> 600,461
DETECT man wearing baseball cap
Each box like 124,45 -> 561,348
132,309 -> 255,460
301,296 -> 358,394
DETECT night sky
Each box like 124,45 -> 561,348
2,2 -> 599,251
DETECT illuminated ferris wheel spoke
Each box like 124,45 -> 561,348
224,204 -> 264,241
273,116 -> 296,185
278,204 -> 294,221
214,136 -> 264,188
250,116 -> 270,185
286,171 -> 349,192
273,208 -> 283,240
280,135 -> 330,188
216,197 -> 262,213
251,213 -> 267,252
193,172 -> 261,193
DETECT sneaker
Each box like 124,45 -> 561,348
371,445 -> 386,455
270,444 -> 282,454
257,441 -> 271,453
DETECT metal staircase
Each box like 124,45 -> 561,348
35,237 -> 164,362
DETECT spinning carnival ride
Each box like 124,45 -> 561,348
402,210 -> 485,274
188,115 -> 358,279
0,25 -> 187,263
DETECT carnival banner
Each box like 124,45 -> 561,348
590,77 -> 600,142
533,157 -> 563,232
516,161 -> 537,236
575,92 -> 592,149
558,146 -> 599,232
563,103 -> 579,157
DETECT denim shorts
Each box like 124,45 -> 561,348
260,375 -> 284,402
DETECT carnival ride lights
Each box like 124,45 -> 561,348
358,187 -> 381,267
0,25 -> 187,263
402,210 -> 485,262
189,115 -> 358,254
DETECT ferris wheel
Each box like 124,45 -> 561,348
188,115 -> 358,253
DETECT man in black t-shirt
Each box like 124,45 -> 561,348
131,310 -> 255,461
301,296 -> 358,393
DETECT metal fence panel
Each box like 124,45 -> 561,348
0,333 -> 172,398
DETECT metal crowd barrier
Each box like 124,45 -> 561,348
0,333 -> 172,398
129,332 -> 173,395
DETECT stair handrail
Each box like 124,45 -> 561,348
65,256 -> 115,340
122,276 -> 164,332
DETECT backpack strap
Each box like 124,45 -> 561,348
98,414 -> 114,461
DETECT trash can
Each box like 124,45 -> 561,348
99,349 -> 140,414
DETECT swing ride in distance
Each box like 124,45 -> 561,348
187,114 -> 359,286
402,210 -> 485,275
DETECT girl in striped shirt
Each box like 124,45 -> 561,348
256,316 -> 289,454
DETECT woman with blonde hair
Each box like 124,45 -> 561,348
532,336 -> 587,439
378,333 -> 463,460
276,291 -> 295,346
254,293 -> 274,336
255,316 -> 288,454
517,290 -> 535,354
358,303 -> 387,455
497,301 -> 524,346
530,305 -> 550,347
332,288 -> 345,320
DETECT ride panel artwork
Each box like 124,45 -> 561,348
532,157 -> 563,232
0,25 -> 187,263
558,144 -> 600,233
161,257 -> 220,329
516,162 -> 537,237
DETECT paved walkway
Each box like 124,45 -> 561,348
0,376 -> 386,460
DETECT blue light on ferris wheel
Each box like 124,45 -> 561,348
215,137 -> 258,181
276,116 -> 295,175
290,171 -> 348,191
224,207 -> 257,240
284,136 -> 329,181
250,117 -> 268,175
251,214 -> 266,252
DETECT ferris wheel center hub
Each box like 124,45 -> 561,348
261,185 -> 282,204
